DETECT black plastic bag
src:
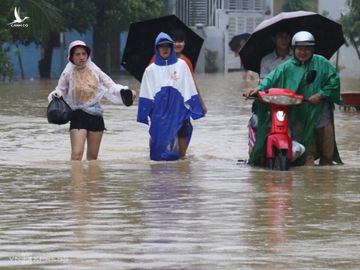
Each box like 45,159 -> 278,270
120,89 -> 133,106
47,97 -> 72,125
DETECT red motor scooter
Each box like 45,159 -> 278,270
256,88 -> 304,171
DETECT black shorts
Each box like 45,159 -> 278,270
70,109 -> 105,132
177,119 -> 191,138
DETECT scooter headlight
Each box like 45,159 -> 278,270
261,95 -> 303,105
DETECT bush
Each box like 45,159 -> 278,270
0,47 -> 13,81
205,48 -> 218,73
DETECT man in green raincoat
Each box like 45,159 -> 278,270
244,31 -> 343,166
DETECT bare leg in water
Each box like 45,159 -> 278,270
178,136 -> 187,159
70,129 -> 103,161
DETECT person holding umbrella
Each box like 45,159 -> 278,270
171,29 -> 195,72
246,26 -> 293,157
137,32 -> 205,161
240,11 -> 345,75
48,40 -> 136,161
171,29 -> 208,114
228,32 -> 254,81
244,31 -> 343,166
169,29 -> 208,154
122,15 -> 204,82
260,27 -> 292,80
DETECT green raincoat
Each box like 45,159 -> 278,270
250,54 -> 343,166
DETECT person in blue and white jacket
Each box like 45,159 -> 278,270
137,32 -> 205,161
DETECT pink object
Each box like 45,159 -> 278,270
248,126 -> 256,148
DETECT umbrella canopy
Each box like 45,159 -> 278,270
121,15 -> 204,82
240,11 -> 345,74
228,32 -> 251,52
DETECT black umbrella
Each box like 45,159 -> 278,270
240,11 -> 346,74
121,15 -> 204,82
228,32 -> 251,52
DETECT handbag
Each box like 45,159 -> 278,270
47,97 -> 73,125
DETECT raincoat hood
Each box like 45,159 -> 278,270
68,40 -> 91,63
154,32 -> 177,66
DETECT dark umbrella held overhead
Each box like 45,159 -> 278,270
228,32 -> 251,52
239,11 -> 346,74
121,15 -> 204,82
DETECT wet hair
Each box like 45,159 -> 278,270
271,24 -> 290,37
170,29 -> 187,42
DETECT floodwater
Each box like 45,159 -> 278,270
0,72 -> 360,269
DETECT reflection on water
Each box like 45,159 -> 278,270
264,173 -> 293,252
0,73 -> 360,269
70,161 -> 105,250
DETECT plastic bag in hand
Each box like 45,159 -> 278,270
47,97 -> 73,125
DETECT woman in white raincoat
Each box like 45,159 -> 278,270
48,40 -> 135,161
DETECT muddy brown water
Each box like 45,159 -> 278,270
0,73 -> 359,269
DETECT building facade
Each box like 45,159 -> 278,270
175,0 -> 269,27
173,0 -> 271,72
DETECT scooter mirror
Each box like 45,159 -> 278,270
306,70 -> 317,84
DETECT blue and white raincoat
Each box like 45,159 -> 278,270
137,32 -> 205,161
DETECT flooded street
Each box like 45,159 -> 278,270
0,73 -> 360,269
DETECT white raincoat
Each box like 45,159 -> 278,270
48,58 -> 128,116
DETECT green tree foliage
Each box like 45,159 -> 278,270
37,0 -> 97,78
12,0 -> 62,42
0,1 -> 13,80
91,0 -> 164,72
13,0 -> 63,79
1,0 -> 96,79
282,0 -> 311,11
92,0 -> 163,35
1,0 -> 62,44
58,0 -> 96,33
340,0 -> 360,59
2,0 -> 164,78
0,0 -> 63,79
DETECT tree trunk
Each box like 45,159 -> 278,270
39,45 -> 53,79
15,44 -> 25,80
93,26 -> 121,74
110,32 -> 120,73
38,32 -> 59,79
93,25 -> 109,73
350,35 -> 360,60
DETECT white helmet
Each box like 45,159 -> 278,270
291,31 -> 315,46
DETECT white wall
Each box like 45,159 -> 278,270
319,0 -> 360,78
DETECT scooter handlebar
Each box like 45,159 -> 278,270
242,92 -> 258,99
